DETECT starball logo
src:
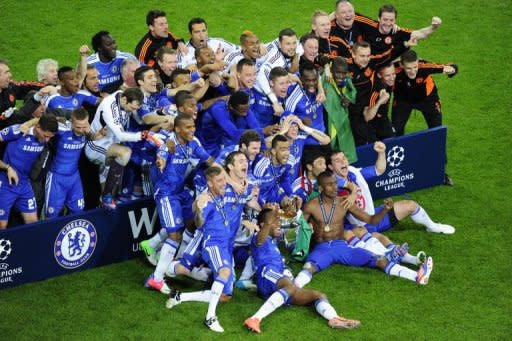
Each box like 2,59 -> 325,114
0,239 -> 23,285
375,145 -> 414,191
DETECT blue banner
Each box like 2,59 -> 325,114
0,127 -> 447,289
0,200 -> 160,289
353,126 -> 447,199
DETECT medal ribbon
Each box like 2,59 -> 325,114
208,190 -> 228,225
318,195 -> 336,226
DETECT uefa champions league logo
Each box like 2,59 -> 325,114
0,239 -> 12,261
54,219 -> 97,269
387,145 -> 405,167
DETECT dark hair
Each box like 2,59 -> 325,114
228,90 -> 249,107
331,56 -> 348,72
302,150 -> 326,169
134,66 -> 154,86
269,66 -> 288,82
400,49 -> 418,64
176,91 -> 195,107
278,28 -> 296,42
299,61 -> 317,77
379,4 -> 397,18
377,62 -> 394,75
194,45 -> 212,60
71,108 -> 89,121
38,114 -> 58,133
300,32 -> 319,46
91,31 -> 110,53
174,113 -> 193,128
170,68 -> 190,84
271,134 -> 288,149
188,17 -> 207,33
146,9 -> 166,26
239,129 -> 261,148
0,59 -> 8,66
57,66 -> 74,81
257,207 -> 274,226
122,87 -> 144,104
317,170 -> 334,185
236,58 -> 256,73
224,150 -> 245,172
204,165 -> 222,180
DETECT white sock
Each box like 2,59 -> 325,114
410,205 -> 436,229
181,290 -> 211,303
361,233 -> 388,256
207,279 -> 226,319
402,253 -> 419,265
176,229 -> 194,259
188,267 -> 212,282
167,260 -> 179,276
385,262 -> 417,282
252,289 -> 287,320
148,228 -> 167,249
315,298 -> 338,320
154,239 -> 178,281
294,270 -> 312,288
239,256 -> 255,281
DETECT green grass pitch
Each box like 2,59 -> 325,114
0,0 -> 511,339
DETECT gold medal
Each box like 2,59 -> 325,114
324,224 -> 331,232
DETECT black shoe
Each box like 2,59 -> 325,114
443,174 -> 454,186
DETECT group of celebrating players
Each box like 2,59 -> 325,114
0,0 -> 458,333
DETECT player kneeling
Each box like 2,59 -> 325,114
244,207 -> 360,333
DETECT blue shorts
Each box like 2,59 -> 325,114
256,264 -> 291,304
180,230 -> 204,271
0,173 -> 36,220
202,243 -> 234,296
45,171 -> 84,218
155,191 -> 193,233
306,239 -> 378,272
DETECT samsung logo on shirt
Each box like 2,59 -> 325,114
63,143 -> 85,150
22,145 -> 44,152
99,75 -> 120,85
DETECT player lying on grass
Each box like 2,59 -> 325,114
293,171 -> 434,288
243,207 -> 360,333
